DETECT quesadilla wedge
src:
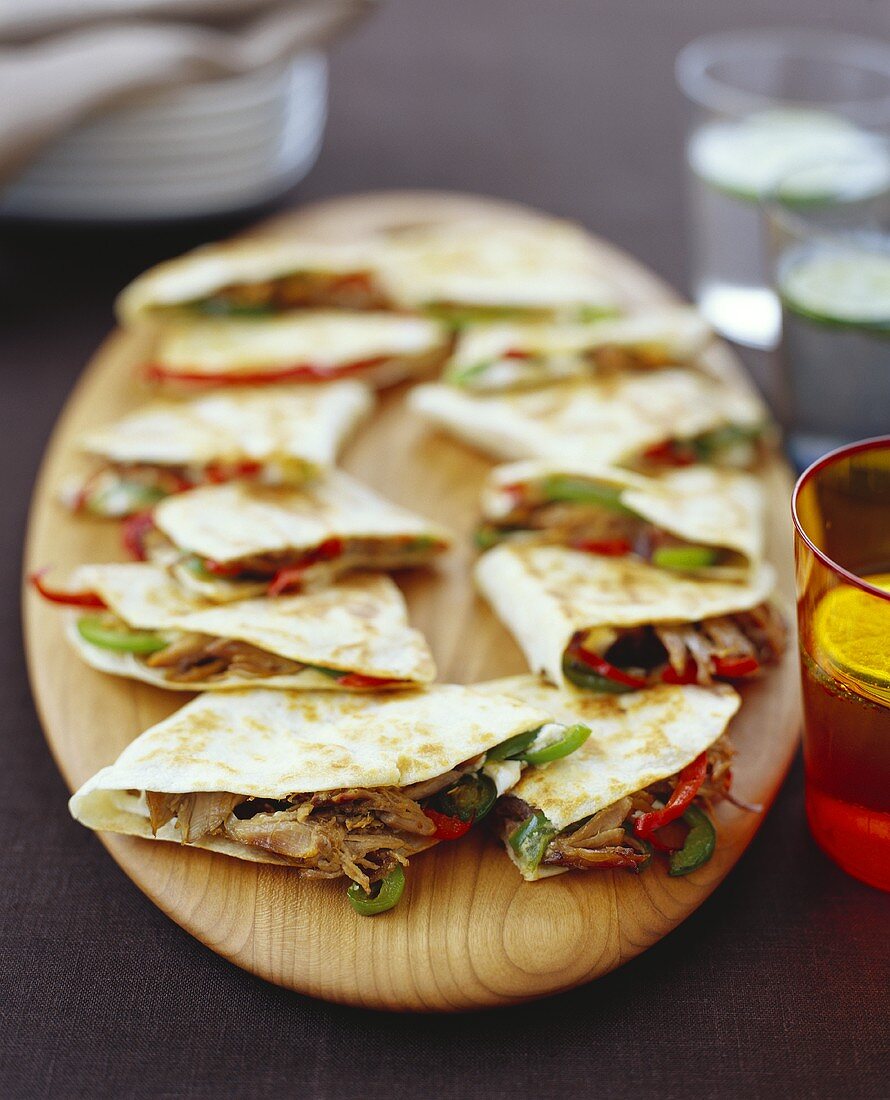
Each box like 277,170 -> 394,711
379,219 -> 621,325
68,685 -> 592,912
60,382 -> 373,519
149,470 -> 452,601
477,676 -> 745,880
476,461 -> 764,580
116,236 -> 395,322
475,544 -> 786,692
35,563 -> 435,690
142,311 -> 447,390
409,370 -> 771,471
444,307 -> 711,391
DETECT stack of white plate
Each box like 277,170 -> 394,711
0,53 -> 328,221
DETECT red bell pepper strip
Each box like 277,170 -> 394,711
568,637 -> 647,689
202,558 -> 247,577
29,570 -> 107,608
267,566 -> 305,596
121,511 -> 156,561
571,538 -> 633,557
267,538 -> 345,597
143,355 -> 389,388
503,348 -> 532,360
204,460 -> 263,485
165,471 -> 195,494
712,654 -> 760,678
661,658 -> 699,685
423,808 -> 474,840
633,751 -> 708,839
498,482 -> 529,508
642,440 -> 697,467
335,673 -> 406,690
646,830 -> 682,853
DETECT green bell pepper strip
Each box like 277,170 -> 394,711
539,475 -> 635,514
346,866 -> 406,916
182,555 -> 217,580
473,523 -> 531,550
668,804 -> 717,876
85,480 -> 168,518
445,360 -> 492,386
486,728 -> 540,761
188,298 -> 276,318
508,811 -> 558,874
76,615 -> 168,655
520,723 -> 591,765
562,656 -> 640,695
690,422 -> 764,461
432,772 -> 497,823
651,544 -> 720,571
423,303 -> 550,329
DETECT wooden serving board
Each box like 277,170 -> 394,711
23,192 -> 801,1011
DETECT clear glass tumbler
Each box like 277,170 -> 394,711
768,147 -> 890,470
792,437 -> 890,891
677,29 -> 890,350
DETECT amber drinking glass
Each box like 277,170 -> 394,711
793,437 -> 890,889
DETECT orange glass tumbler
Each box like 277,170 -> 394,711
792,436 -> 890,890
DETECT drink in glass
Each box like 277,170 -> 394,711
793,438 -> 890,890
677,30 -> 890,350
769,154 -> 890,468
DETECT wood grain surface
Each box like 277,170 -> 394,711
23,192 -> 801,1011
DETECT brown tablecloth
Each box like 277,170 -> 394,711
3,2 -> 889,1095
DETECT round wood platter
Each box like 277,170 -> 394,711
23,192 -> 801,1011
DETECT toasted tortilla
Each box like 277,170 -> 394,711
116,236 -> 391,323
476,675 -> 741,878
65,564 -> 436,690
446,307 -> 711,389
148,311 -> 447,388
74,382 -> 372,480
409,369 -> 766,466
152,470 -> 452,600
68,684 -> 553,866
475,544 -> 776,687
380,219 -> 620,315
482,461 -> 764,578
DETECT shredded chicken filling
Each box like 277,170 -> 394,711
145,784 -> 451,890
649,604 -> 786,683
144,632 -> 311,683
487,494 -> 735,567
498,736 -> 735,873
185,270 -> 391,314
569,602 -> 786,686
185,535 -> 442,585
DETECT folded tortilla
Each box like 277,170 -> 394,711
379,219 -> 620,320
409,369 -> 768,469
479,461 -> 764,579
445,307 -> 711,390
64,564 -> 435,690
116,236 -> 394,323
68,684 -> 555,884
118,220 -> 620,326
476,675 -> 741,879
146,311 -> 447,389
475,543 -> 778,688
62,383 -> 373,516
152,469 -> 453,601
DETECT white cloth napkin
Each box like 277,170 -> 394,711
0,0 -> 372,180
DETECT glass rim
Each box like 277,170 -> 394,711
764,141 -> 890,278
792,435 -> 890,603
676,28 -> 890,120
